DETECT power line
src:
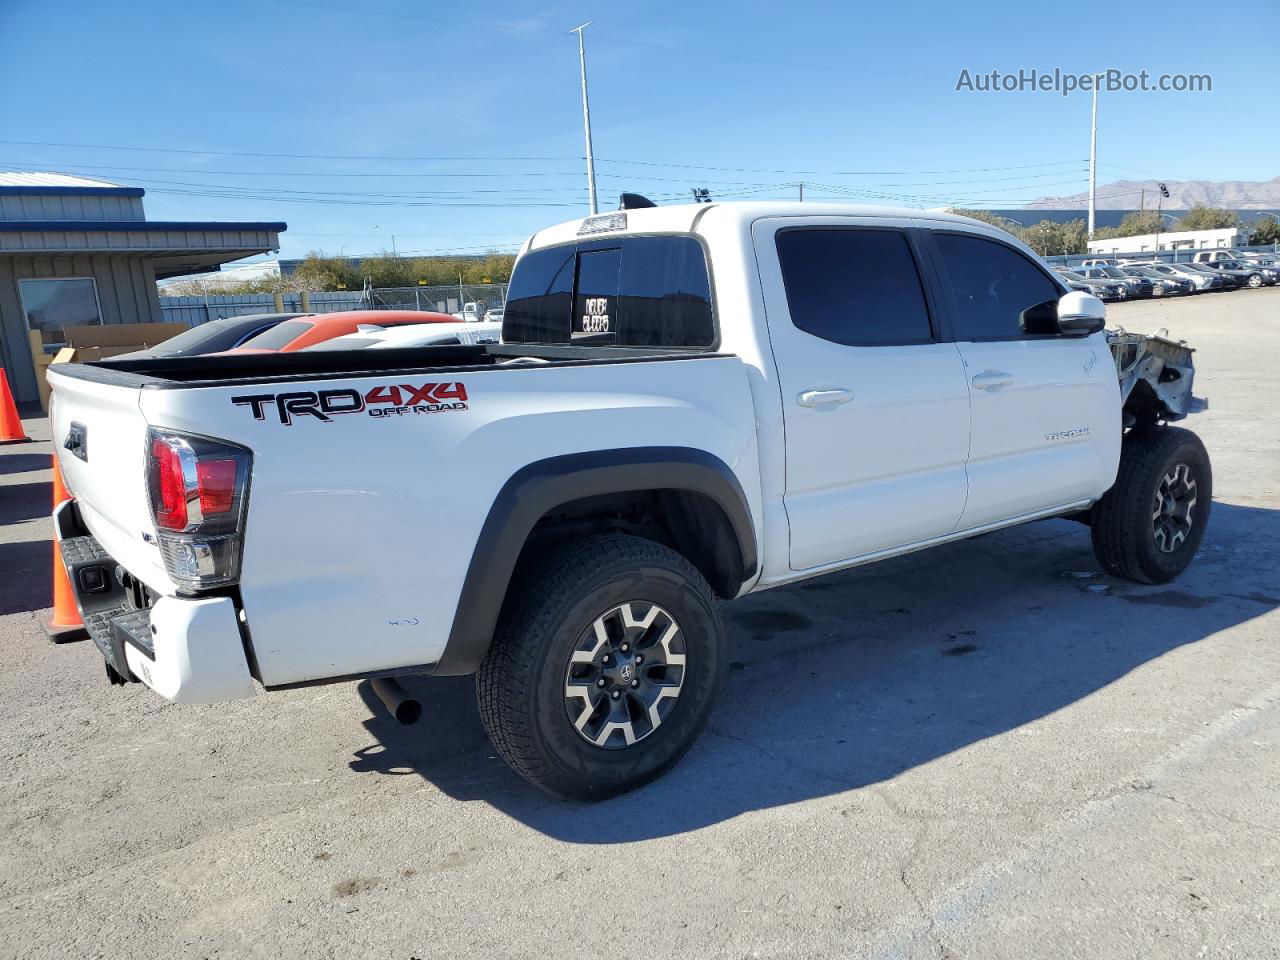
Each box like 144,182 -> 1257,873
0,141 -> 1087,178
0,139 -> 571,163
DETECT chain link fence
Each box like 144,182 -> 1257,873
369,283 -> 508,316
160,284 -> 508,325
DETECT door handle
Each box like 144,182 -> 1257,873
797,388 -> 854,407
970,371 -> 1013,391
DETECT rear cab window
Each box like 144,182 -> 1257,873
503,235 -> 714,348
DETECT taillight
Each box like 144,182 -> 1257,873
146,430 -> 251,591
151,436 -> 188,531
196,459 -> 237,516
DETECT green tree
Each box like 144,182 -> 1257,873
359,252 -> 416,288
1176,204 -> 1239,231
1248,218 -> 1280,246
290,252 -> 363,291
1020,218 -> 1089,257
1112,210 -> 1162,237
1058,218 -> 1088,255
947,208 -> 1020,237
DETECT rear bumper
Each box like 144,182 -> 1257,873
53,500 -> 256,703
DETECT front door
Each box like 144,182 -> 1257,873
925,228 -> 1120,530
753,218 -> 972,571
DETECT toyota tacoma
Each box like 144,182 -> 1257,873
47,201 -> 1209,799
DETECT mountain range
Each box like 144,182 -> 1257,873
1026,176 -> 1280,210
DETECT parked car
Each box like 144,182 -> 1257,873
47,202 -> 1211,800
1080,266 -> 1153,298
1054,269 -> 1127,301
1192,250 -> 1244,265
452,301 -> 502,321
1201,259 -> 1274,288
1221,259 -> 1277,286
114,313 -> 311,359
222,310 -> 459,353
1144,262 -> 1223,291
306,320 -> 504,351
1180,262 -> 1242,289
1120,266 -> 1194,296
1236,251 -> 1280,267
1080,258 -> 1120,267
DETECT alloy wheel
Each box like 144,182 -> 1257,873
563,601 -> 687,749
1152,462 -> 1197,553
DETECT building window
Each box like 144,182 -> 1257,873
18,277 -> 102,351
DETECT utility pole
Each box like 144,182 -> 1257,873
1088,81 -> 1098,239
1154,182 -> 1170,260
798,181 -> 804,202
570,22 -> 598,215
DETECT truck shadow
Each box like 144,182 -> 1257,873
349,500 -> 1279,843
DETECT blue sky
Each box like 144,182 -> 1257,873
1,0 -> 1275,262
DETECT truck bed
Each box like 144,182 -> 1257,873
53,342 -> 724,390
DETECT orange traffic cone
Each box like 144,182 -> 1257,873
44,457 -> 88,643
0,367 -> 31,445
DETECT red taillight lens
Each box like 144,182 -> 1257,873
196,459 -> 237,515
146,430 -> 251,590
151,436 -> 188,531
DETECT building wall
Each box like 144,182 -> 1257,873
0,192 -> 145,222
1087,227 -> 1243,255
0,254 -> 162,404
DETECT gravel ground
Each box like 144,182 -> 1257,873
1,289 -> 1278,960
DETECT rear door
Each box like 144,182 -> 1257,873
924,228 -> 1119,530
753,218 -> 971,570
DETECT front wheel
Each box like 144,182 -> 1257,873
1248,274 -> 1263,288
476,534 -> 725,800
1091,426 -> 1212,584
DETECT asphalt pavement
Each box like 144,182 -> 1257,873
1,289 -> 1277,959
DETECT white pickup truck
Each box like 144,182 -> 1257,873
47,202 -> 1210,799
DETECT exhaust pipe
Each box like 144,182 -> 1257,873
370,677 -> 422,725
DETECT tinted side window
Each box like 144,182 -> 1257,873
618,236 -> 714,347
503,246 -> 575,343
238,319 -> 314,350
933,233 -> 1061,339
572,248 -> 621,344
775,229 -> 932,346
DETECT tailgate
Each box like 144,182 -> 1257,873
47,367 -> 172,595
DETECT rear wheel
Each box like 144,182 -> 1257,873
1091,426 -> 1212,584
476,534 -> 725,800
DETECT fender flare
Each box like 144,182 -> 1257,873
432,446 -> 757,676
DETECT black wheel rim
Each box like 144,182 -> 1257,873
563,602 -> 686,749
1152,462 -> 1198,553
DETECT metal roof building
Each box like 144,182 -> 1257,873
0,172 -> 285,405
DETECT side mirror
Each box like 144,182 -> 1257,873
1056,290 -> 1106,336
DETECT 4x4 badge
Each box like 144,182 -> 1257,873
231,382 -> 468,425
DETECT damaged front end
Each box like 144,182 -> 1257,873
1108,328 -> 1208,426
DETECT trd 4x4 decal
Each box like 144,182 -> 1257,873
232,382 -> 468,425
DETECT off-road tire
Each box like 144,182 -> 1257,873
1091,426 -> 1212,584
476,534 -> 725,801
